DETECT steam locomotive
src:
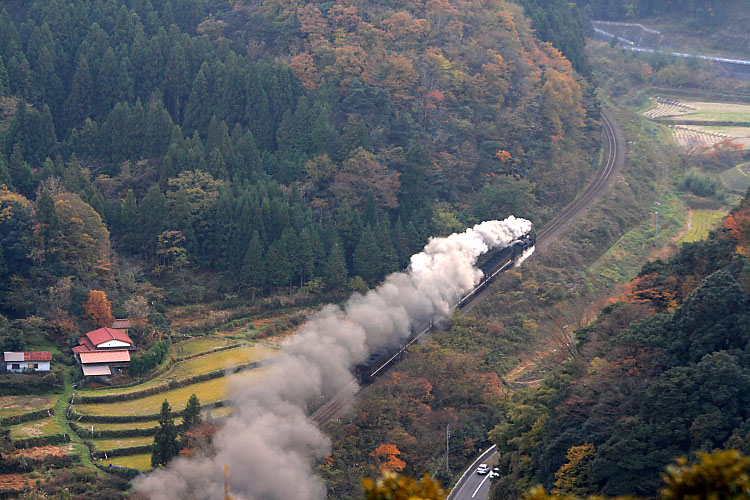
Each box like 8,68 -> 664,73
354,231 -> 536,384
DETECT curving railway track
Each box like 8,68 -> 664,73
311,109 -> 626,428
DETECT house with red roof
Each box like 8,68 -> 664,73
78,350 -> 131,377
4,352 -> 52,372
73,327 -> 136,377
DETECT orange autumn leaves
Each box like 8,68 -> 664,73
371,443 -> 407,474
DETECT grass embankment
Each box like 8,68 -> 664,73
721,163 -> 750,194
589,193 -> 687,285
681,210 -> 728,243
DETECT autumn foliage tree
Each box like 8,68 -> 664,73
363,473 -> 445,500
371,444 -> 407,474
83,290 -> 114,327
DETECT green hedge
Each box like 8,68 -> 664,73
71,421 -> 158,439
77,361 -> 259,404
0,370 -> 64,395
0,407 -> 54,426
129,341 -> 170,377
13,433 -> 71,449
71,400 -> 228,423
96,463 -> 144,479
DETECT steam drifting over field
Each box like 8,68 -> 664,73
136,216 -> 532,500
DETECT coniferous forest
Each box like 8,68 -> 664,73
0,0 -> 596,320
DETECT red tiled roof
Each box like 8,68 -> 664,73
79,350 -> 131,364
85,327 -> 134,347
78,337 -> 96,351
72,345 -> 91,354
24,351 -> 52,361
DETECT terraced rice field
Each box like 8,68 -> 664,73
671,125 -> 730,150
721,163 -> 750,194
172,336 -> 238,358
78,343 -> 276,398
644,98 -> 696,119
75,371 -> 262,416
104,453 -> 153,471
0,395 -> 56,418
91,436 -> 154,451
671,101 -> 750,123
680,210 -> 727,243
645,98 -> 750,151
8,418 -> 62,440
166,344 -> 275,380
86,420 -> 163,432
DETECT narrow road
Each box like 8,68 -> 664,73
448,109 -> 626,500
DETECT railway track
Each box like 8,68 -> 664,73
311,109 -> 625,427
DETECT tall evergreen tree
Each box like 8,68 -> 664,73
325,240 -> 348,290
0,54 -> 8,96
152,399 -> 179,467
181,394 -> 202,435
353,226 -> 381,285
65,52 -> 93,129
241,232 -> 265,297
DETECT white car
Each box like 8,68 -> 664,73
476,464 -> 490,475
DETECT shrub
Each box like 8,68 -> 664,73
680,169 -> 720,197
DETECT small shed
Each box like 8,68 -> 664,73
4,352 -> 52,372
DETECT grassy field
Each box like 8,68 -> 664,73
104,453 -> 153,471
75,371 -> 261,416
91,436 -> 154,451
0,395 -> 56,418
172,336 -> 238,358
680,210 -> 727,243
720,163 -> 750,194
674,101 -> 750,123
9,418 -> 62,440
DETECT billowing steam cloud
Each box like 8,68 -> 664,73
136,216 -> 532,500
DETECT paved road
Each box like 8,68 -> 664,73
449,110 -> 625,499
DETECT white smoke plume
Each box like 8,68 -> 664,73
514,246 -> 535,267
135,216 -> 532,500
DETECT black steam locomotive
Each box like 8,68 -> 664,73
354,232 -> 536,384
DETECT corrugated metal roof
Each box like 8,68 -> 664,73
79,350 -> 131,364
82,363 -> 111,376
4,352 -> 24,362
24,352 -> 52,361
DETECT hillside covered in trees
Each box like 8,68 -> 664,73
0,0 -> 597,333
489,191 -> 750,499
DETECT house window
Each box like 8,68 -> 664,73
11,364 -> 20,370
30,363 -> 38,369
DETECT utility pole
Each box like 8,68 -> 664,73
446,425 -> 450,474
653,202 -> 661,248
224,464 -> 236,500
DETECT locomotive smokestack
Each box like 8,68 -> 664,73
136,216 -> 532,500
